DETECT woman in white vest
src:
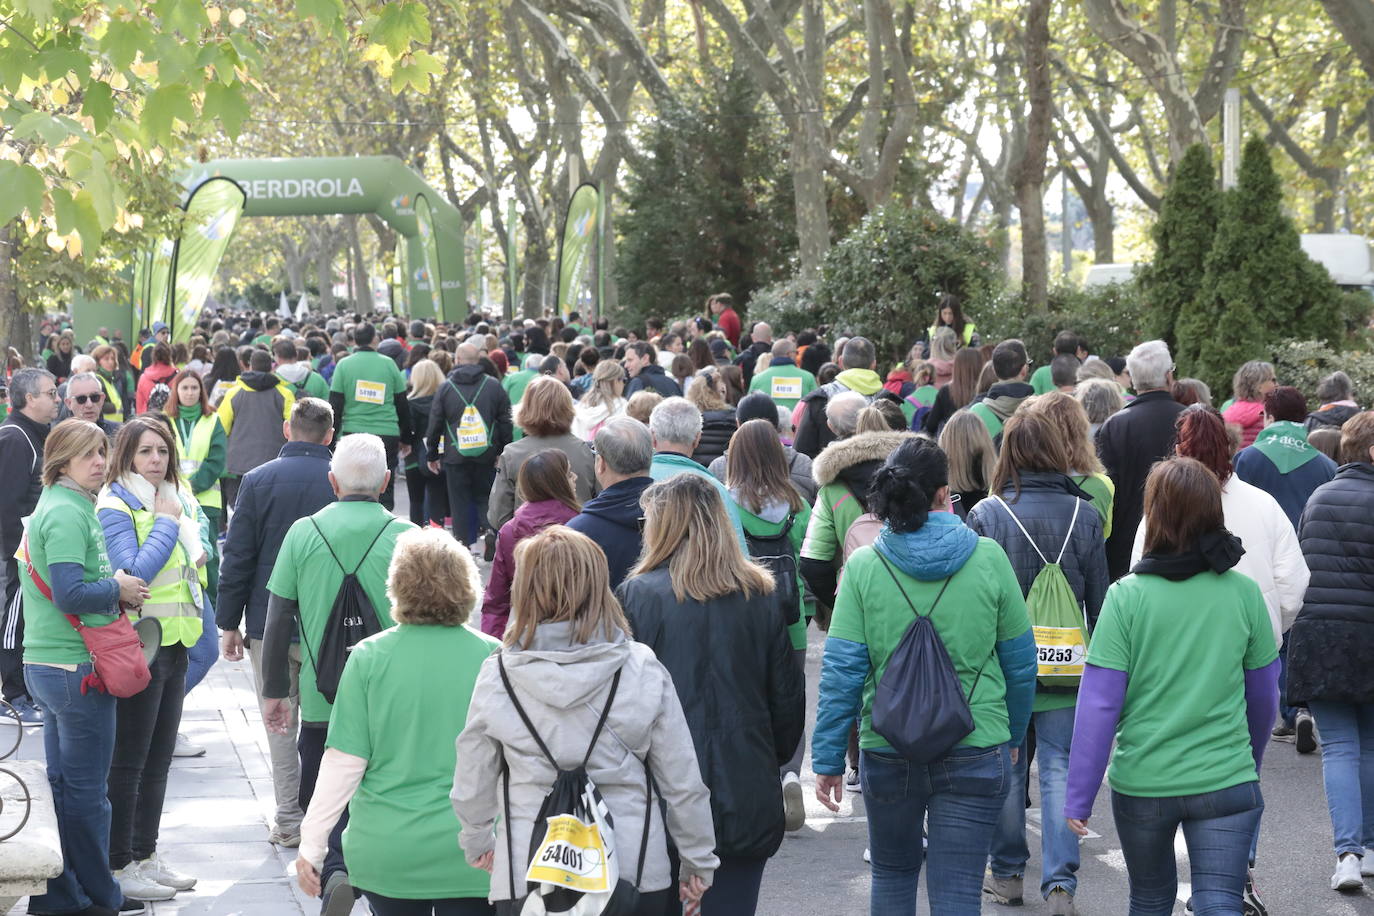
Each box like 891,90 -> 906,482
97,416 -> 212,903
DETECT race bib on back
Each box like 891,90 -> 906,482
1033,626 -> 1087,679
770,376 -> 803,400
526,814 -> 610,893
457,405 -> 489,450
354,380 -> 386,405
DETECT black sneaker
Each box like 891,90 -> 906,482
322,871 -> 355,916
119,898 -> 148,915
844,768 -> 861,795
1296,709 -> 1318,754
483,529 -> 497,562
1271,723 -> 1295,740
1244,869 -> 1269,915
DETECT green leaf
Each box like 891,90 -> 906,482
14,0 -> 54,23
0,161 -> 45,226
202,81 -> 250,138
372,1 -> 430,57
51,186 -> 76,235
72,190 -> 103,255
154,0 -> 210,35
39,49 -> 87,82
99,18 -> 149,71
141,84 -> 195,146
153,33 -> 196,84
81,80 -> 115,132
0,44 -> 34,94
14,110 -> 75,146
296,0 -> 344,29
389,50 -> 443,94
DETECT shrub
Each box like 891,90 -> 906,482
979,281 -> 1149,364
1273,339 -> 1374,406
746,277 -> 825,336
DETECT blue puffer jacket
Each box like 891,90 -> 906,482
964,472 -> 1109,625
566,476 -> 654,589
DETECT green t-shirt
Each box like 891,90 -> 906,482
738,502 -> 813,650
1029,364 -> 1055,396
21,485 -> 117,664
1087,571 -> 1277,797
292,367 -> 331,401
329,350 -> 407,436
266,501 -> 416,722
502,368 -> 538,441
1069,473 -> 1115,539
800,481 -> 866,565
748,364 -> 817,412
327,624 -> 499,899
828,538 -> 1031,750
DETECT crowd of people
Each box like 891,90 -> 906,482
1,291 -> 1371,916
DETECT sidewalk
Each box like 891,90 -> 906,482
6,657 -> 347,915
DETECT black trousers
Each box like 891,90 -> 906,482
298,723 -> 349,892
443,462 -> 497,546
109,643 -> 186,869
495,890 -> 670,916
361,891 -> 495,915
665,848 -> 767,916
0,558 -> 27,703
405,467 -> 449,527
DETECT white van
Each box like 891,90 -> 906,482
1300,234 -> 1374,290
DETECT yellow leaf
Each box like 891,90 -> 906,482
206,6 -> 220,24
130,60 -> 158,80
65,233 -> 82,258
110,72 -> 128,90
45,230 -> 65,251
228,7 -> 245,27
51,85 -> 68,105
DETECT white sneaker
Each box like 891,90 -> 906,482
114,862 -> 176,901
782,772 -> 805,832
1333,853 -> 1364,890
173,732 -> 206,758
138,852 -> 196,890
1362,849 -> 1374,877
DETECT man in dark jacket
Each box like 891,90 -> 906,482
793,336 -> 887,458
217,348 -> 295,508
0,368 -> 59,723
426,343 -> 513,548
970,339 -> 1035,448
734,322 -> 773,386
216,397 -> 336,847
1095,339 -> 1185,580
568,418 -> 654,589
623,341 -> 681,398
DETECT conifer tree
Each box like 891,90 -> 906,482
1140,144 -> 1219,358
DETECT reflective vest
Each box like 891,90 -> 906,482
927,322 -> 978,347
97,372 -> 122,417
96,489 -> 204,646
172,413 -> 222,510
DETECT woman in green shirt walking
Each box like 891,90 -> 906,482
21,419 -> 147,916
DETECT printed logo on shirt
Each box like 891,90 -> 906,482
354,380 -> 386,405
770,376 -> 803,400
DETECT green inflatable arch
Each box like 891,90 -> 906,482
175,155 -> 467,325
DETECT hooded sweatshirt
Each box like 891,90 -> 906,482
567,476 -> 654,589
480,499 -> 579,637
811,511 -> 1037,775
217,371 -> 294,475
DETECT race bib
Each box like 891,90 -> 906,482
1033,625 -> 1087,678
526,814 -> 610,893
354,380 -> 386,405
770,376 -> 803,400
457,405 -> 488,450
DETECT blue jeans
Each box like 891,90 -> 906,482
184,597 -> 218,695
1277,640 -> 1295,727
1111,781 -> 1263,916
1308,700 -> 1374,856
444,462 -> 498,546
863,744 -> 1012,915
26,662 -> 123,914
989,705 -> 1079,898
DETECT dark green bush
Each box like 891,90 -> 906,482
980,281 -> 1149,364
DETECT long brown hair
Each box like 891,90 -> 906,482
108,415 -> 181,489
505,527 -> 631,648
939,409 -> 995,494
989,409 -> 1072,500
725,419 -> 803,514
163,369 -> 210,419
628,474 -> 774,603
515,449 -> 580,513
1031,390 -> 1103,475
1142,457 -> 1224,555
949,347 -> 985,407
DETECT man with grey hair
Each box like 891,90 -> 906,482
260,432 -> 415,910
0,367 -> 59,724
61,371 -> 120,438
1096,339 -> 1184,579
647,398 -> 747,548
825,391 -> 869,440
568,418 -> 656,588
794,335 -> 887,458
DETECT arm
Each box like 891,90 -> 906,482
298,748 -> 366,869
188,419 -> 227,494
1245,658 -> 1280,773
392,391 -> 414,445
328,391 -> 345,440
765,594 -> 805,764
1080,515 -> 1109,625
647,667 -> 720,886
215,388 -> 236,437
478,527 -> 515,637
1064,663 -> 1127,820
1269,511 -> 1310,634
995,629 -> 1037,746
425,386 -> 446,458
49,562 -> 119,614
452,666 -> 503,864
811,637 -> 870,775
98,506 -> 180,581
494,389 -> 513,453
260,591 -> 299,700
488,456 -> 515,530
214,476 -> 259,631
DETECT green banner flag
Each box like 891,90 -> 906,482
134,238 -> 175,335
413,193 -> 442,321
168,177 -> 246,342
557,182 -> 600,319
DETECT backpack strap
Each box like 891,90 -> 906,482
497,654 -> 623,773
989,495 -> 1049,566
873,552 -> 950,620
1055,498 -> 1082,565
634,753 -> 656,887
309,516 -> 396,576
501,755 -> 516,899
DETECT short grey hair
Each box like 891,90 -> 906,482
827,391 -> 868,437
1232,360 -> 1276,402
648,397 -> 702,447
841,336 -> 875,370
1076,356 -> 1115,383
330,433 -> 388,495
1075,378 -> 1125,425
594,417 -> 653,475
66,372 -> 101,393
1125,340 -> 1172,392
70,355 -> 96,375
524,354 -> 543,371
1317,370 -> 1354,404
9,368 -> 54,409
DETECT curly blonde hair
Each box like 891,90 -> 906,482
388,527 -> 480,626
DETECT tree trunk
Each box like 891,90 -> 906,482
0,223 -> 34,362
520,209 -> 550,319
791,125 -> 830,283
1013,0 -> 1053,310
345,215 -> 374,313
1320,0 -> 1374,83
314,225 -> 337,313
1086,190 -> 1115,263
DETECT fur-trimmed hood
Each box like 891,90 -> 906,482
812,430 -> 914,487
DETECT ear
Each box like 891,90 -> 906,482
933,484 -> 952,511
327,471 -> 342,498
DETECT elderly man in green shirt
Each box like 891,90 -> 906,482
260,433 -> 416,913
328,323 -> 414,511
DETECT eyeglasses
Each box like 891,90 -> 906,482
71,393 -> 104,405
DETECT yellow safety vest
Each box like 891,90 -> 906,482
927,322 -> 977,347
96,489 -> 205,647
172,413 -> 222,510
98,373 -> 122,417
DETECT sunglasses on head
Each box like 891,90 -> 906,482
71,393 -> 104,405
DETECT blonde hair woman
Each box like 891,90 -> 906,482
939,409 -> 996,518
686,368 -> 738,468
404,359 -> 449,526
295,527 -> 497,914
454,527 -> 717,914
1031,390 -> 1117,538
618,474 -> 804,915
489,376 -> 597,529
571,359 -> 627,442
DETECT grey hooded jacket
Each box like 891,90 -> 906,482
452,622 -> 719,899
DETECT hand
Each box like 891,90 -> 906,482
680,875 -> 707,916
815,772 -> 844,812
154,494 -> 182,518
294,856 -> 320,896
472,851 -> 494,873
113,570 -> 148,607
221,629 -> 245,662
399,443 -> 412,459
196,553 -> 207,568
1067,818 -> 1090,837
263,697 -> 293,735
427,460 -> 441,475
1011,746 -> 1020,765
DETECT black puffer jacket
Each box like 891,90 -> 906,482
425,364 -> 513,466
692,408 -> 737,468
1286,462 -> 1374,704
965,472 -> 1109,626
616,566 -> 804,859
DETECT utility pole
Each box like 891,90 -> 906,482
1223,88 -> 1241,190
